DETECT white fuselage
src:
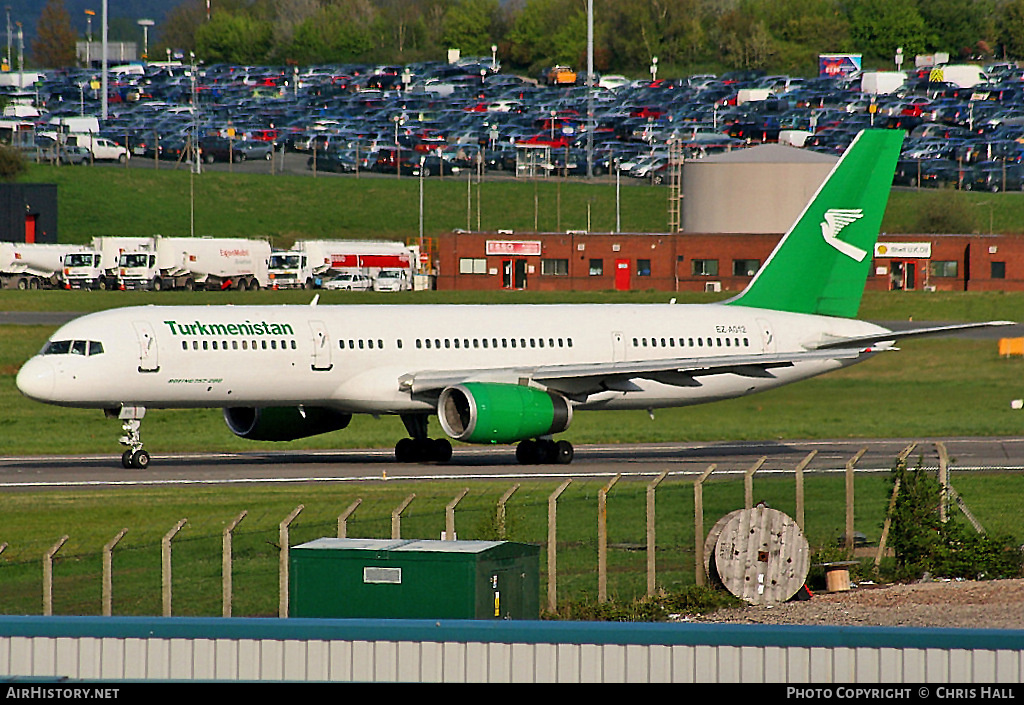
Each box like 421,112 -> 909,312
16,303 -> 888,415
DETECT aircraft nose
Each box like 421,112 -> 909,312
16,357 -> 55,401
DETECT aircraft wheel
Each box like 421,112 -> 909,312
395,437 -> 416,462
122,450 -> 134,469
431,438 -> 453,463
516,439 -> 539,464
554,440 -> 574,464
132,449 -> 150,469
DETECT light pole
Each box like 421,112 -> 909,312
84,10 -> 94,67
586,0 -> 593,178
101,0 -> 108,120
490,44 -> 497,71
650,56 -> 658,83
392,114 -> 404,178
4,6 -> 10,73
137,19 -> 154,60
15,20 -> 21,86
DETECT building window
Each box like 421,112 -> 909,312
459,258 -> 487,274
992,261 -> 1006,279
636,259 -> 651,276
541,258 -> 569,276
733,259 -> 760,277
589,259 -> 603,276
691,259 -> 718,276
930,260 -> 958,278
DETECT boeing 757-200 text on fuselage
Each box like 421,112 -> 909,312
16,130 -> 1011,468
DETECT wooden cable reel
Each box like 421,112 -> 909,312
704,506 -> 809,605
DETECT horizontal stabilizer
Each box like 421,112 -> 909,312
811,321 -> 1016,350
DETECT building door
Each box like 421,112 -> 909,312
24,214 -> 37,243
502,258 -> 527,289
614,259 -> 630,291
890,261 -> 917,290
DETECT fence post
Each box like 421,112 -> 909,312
794,451 -> 817,530
162,520 -> 187,617
497,484 -> 520,539
102,529 -> 127,617
936,441 -> 949,523
43,535 -> 69,616
845,448 -> 867,553
279,505 -> 304,618
693,464 -> 716,587
338,499 -> 362,538
222,511 -> 247,618
598,474 -> 621,603
445,489 -> 470,540
744,456 -> 767,509
646,470 -> 668,597
547,479 -> 572,613
392,494 -> 416,539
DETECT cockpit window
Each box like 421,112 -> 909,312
41,340 -> 71,355
41,340 -> 104,356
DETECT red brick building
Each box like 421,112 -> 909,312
435,231 -> 1024,294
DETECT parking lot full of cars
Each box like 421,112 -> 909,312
7,58 -> 1024,197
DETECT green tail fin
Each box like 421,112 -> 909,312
725,129 -> 904,318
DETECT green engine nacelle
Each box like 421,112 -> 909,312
223,406 -> 352,441
437,383 -> 573,444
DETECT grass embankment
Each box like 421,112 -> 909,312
27,162 -> 1024,245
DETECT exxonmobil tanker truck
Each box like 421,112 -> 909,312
0,242 -> 77,289
116,236 -> 271,291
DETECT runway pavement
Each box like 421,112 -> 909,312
1,437 -> 1021,490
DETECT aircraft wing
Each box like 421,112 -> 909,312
398,347 -> 874,401
810,321 -> 1016,350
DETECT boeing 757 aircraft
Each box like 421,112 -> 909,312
16,129 -> 1010,469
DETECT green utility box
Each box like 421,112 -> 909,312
289,538 -> 540,620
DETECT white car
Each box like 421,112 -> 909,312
323,272 -> 373,291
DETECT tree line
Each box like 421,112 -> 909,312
30,0 -> 1024,78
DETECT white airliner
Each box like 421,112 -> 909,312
16,130 -> 1010,469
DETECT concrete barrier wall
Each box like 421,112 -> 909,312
1,616 -> 1022,683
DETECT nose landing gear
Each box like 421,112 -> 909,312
106,406 -> 150,469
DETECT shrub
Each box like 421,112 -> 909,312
0,144 -> 26,182
888,459 -> 1023,581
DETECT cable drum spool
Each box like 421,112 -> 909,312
705,506 -> 810,605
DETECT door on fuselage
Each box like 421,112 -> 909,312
309,320 -> 332,371
133,321 -> 159,372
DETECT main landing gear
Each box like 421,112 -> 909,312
516,438 -> 574,465
395,414 -> 453,463
106,405 -> 150,469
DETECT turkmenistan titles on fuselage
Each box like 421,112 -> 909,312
15,130 -> 1012,469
